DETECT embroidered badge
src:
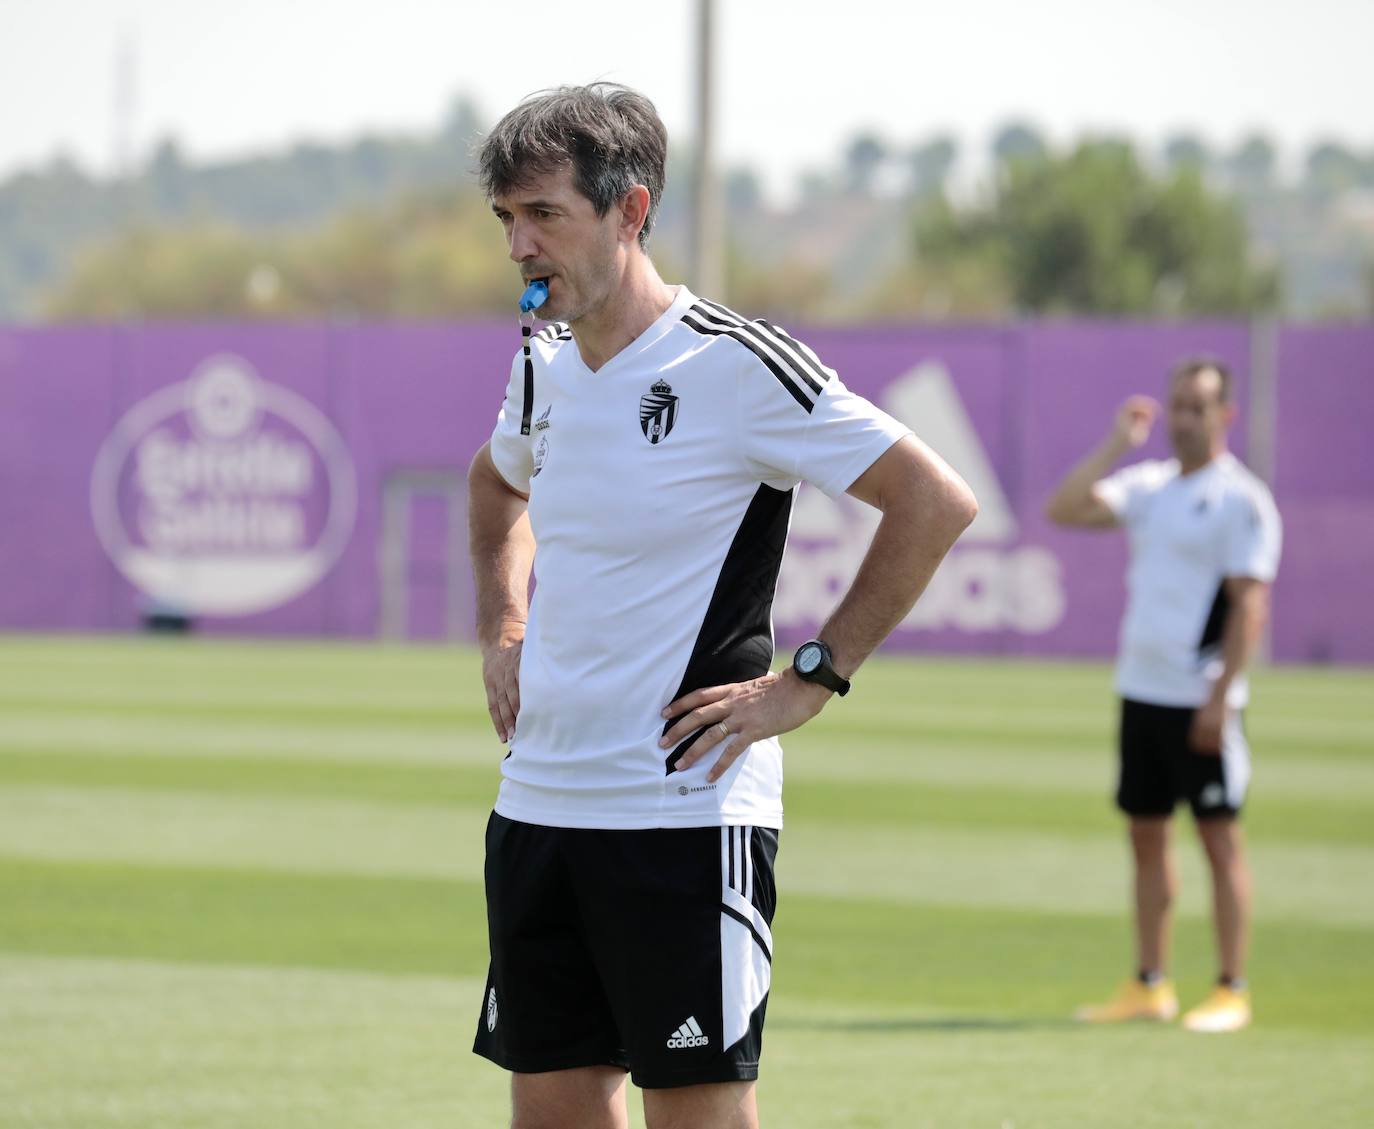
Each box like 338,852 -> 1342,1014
639,379 -> 679,445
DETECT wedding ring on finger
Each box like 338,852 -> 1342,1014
716,720 -> 730,738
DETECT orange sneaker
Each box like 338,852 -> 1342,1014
1075,978 -> 1179,1023
1182,985 -> 1251,1032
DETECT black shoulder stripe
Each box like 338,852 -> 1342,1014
697,300 -> 825,395
699,300 -> 830,394
684,305 -> 820,408
757,318 -> 832,388
696,299 -> 827,396
681,309 -> 814,413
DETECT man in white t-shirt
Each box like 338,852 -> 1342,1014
1046,358 -> 1282,1034
466,84 -> 978,1128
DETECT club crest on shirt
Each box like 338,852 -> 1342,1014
532,435 -> 548,477
639,379 -> 679,445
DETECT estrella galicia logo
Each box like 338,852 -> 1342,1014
89,354 -> 356,617
639,379 -> 678,445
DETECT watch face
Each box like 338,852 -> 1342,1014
796,644 -> 823,674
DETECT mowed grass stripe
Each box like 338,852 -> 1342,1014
7,687 -> 1372,759
5,957 -> 1373,1129
0,786 -> 488,882
2,859 -> 1371,1034
7,707 -> 1374,811
3,785 -> 1372,925
0,955 -> 499,1129
781,725 -> 1374,804
2,634 -> 1368,707
4,749 -> 1372,847
6,955 -> 1371,1129
0,712 -> 490,766
0,859 -> 488,975
0,693 -> 485,729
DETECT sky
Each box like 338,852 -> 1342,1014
4,0 -> 1373,200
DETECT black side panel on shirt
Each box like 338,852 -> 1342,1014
1198,581 -> 1229,656
663,484 -> 794,773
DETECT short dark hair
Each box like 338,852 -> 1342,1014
479,83 -> 668,251
1171,355 -> 1233,403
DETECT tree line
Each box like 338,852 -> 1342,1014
4,97 -> 1371,322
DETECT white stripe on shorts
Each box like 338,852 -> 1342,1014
719,825 -> 772,1049
1221,711 -> 1252,809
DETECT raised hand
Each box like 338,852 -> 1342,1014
1114,396 -> 1160,450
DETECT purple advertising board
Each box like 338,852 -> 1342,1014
1,320 -> 1370,663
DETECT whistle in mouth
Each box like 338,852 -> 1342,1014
519,280 -> 549,313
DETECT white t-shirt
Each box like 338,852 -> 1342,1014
486,286 -> 910,829
1096,452 -> 1282,708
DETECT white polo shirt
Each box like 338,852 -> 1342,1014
486,285 -> 910,829
1096,452 -> 1282,709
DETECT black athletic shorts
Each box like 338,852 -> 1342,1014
1117,698 -> 1251,819
473,812 -> 779,1089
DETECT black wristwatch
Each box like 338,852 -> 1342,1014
792,639 -> 851,697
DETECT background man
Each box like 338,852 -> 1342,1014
1045,357 -> 1282,1033
466,84 -> 977,1128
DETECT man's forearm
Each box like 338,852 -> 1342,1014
1209,582 -> 1269,703
468,450 -> 535,650
1044,433 -> 1130,523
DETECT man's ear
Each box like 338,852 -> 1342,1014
618,185 -> 651,246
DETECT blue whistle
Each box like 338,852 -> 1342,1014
519,279 -> 549,313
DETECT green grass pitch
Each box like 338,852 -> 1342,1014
1,635 -> 1371,1128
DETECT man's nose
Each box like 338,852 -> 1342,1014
508,218 -> 537,263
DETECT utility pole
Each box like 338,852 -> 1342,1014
112,27 -> 138,184
112,25 -> 142,318
690,0 -> 724,299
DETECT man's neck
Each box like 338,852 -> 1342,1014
1178,445 -> 1228,476
571,256 -> 676,373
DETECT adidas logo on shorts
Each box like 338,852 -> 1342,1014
666,1016 -> 709,1049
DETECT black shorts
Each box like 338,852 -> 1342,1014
1117,698 -> 1251,819
473,812 -> 779,1089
